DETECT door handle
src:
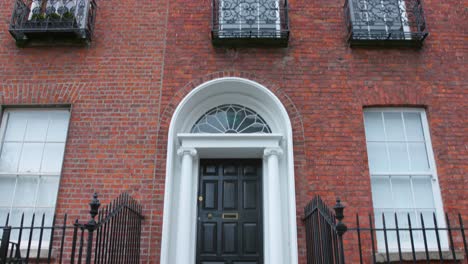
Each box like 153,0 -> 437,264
222,213 -> 238,220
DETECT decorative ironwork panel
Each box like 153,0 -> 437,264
212,0 -> 289,47
191,104 -> 272,134
344,0 -> 428,47
9,0 -> 97,45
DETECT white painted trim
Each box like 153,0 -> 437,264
178,133 -> 283,149
160,77 -> 298,264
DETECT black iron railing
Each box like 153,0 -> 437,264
350,212 -> 467,263
9,0 -> 97,46
303,196 -> 347,264
0,192 -> 143,264
304,196 -> 468,263
344,0 -> 428,47
212,0 -> 289,47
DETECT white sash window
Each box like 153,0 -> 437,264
0,109 -> 70,244
363,108 -> 446,251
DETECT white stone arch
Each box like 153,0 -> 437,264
160,77 -> 298,264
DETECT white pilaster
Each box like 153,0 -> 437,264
175,147 -> 197,264
264,147 -> 284,264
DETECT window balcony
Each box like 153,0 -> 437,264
9,0 -> 97,46
344,0 -> 428,48
211,0 -> 290,47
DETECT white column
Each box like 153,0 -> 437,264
175,147 -> 197,264
264,147 -> 284,264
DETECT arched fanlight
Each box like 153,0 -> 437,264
191,104 -> 272,134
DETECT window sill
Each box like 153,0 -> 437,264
375,250 -> 465,263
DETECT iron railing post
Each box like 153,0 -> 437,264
85,193 -> 101,264
0,226 -> 12,262
334,198 -> 347,264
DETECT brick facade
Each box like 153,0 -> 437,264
0,0 -> 466,263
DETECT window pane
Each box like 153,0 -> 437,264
408,142 -> 430,171
46,111 -> 70,142
4,112 -> 28,141
41,143 -> 65,173
36,176 -> 59,207
214,111 -> 229,131
18,143 -> 43,173
0,208 -> 10,226
24,112 -> 49,142
391,176 -> 413,209
375,210 -> 398,250
395,211 -> 418,248
32,208 -> 55,243
403,112 -> 424,141
0,176 -> 16,206
384,112 -> 405,141
9,208 -> 34,241
12,176 -> 38,207
364,112 -> 385,141
371,177 -> 392,209
420,211 -> 438,249
388,142 -> 409,171
412,177 -> 435,209
0,142 -> 22,172
367,142 -> 388,172
9,207 -> 34,228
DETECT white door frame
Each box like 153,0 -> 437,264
160,77 -> 299,264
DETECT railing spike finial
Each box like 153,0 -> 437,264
333,197 -> 347,264
89,192 -> 101,222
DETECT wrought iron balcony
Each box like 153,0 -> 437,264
344,0 -> 428,47
9,0 -> 97,46
212,0 -> 290,47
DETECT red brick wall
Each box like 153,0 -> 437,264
0,0 -> 466,263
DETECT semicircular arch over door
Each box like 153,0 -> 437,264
160,77 -> 298,264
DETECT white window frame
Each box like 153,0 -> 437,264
0,108 -> 70,248
363,107 -> 447,252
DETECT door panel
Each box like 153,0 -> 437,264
242,223 -> 258,254
201,222 -> 218,254
222,223 -> 238,253
223,181 -> 237,209
197,159 -> 263,264
243,181 -> 257,209
204,182 -> 218,209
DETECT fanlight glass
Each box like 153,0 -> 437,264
191,104 -> 272,134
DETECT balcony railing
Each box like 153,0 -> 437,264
9,0 -> 97,46
344,0 -> 428,47
212,0 -> 290,47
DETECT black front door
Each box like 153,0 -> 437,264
197,159 -> 263,264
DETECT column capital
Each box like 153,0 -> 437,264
177,147 -> 197,157
264,147 -> 283,158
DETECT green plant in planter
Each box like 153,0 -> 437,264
62,11 -> 75,21
30,13 -> 46,21
47,13 -> 62,20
